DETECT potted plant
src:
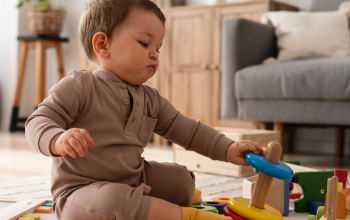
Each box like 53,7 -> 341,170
17,0 -> 66,36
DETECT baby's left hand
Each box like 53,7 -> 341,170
226,140 -> 264,166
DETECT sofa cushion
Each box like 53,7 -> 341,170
261,11 -> 350,62
235,56 -> 350,100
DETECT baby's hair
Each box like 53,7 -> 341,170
79,0 -> 166,60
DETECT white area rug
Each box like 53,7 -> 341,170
0,172 -> 327,219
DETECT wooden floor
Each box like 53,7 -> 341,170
2,132 -> 350,220
0,132 -> 173,181
1,131 -> 350,182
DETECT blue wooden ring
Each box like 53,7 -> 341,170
200,201 -> 226,214
245,152 -> 294,180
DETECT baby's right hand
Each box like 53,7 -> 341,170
50,128 -> 94,158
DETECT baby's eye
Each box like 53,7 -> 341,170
156,49 -> 161,54
139,41 -> 148,47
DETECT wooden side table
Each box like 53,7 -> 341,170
10,34 -> 69,132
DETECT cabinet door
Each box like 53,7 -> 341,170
211,1 -> 269,128
164,8 -> 212,124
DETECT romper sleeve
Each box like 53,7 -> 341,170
25,70 -> 85,157
153,91 -> 234,162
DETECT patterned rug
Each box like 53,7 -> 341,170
0,172 -> 320,219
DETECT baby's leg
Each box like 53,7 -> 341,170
143,160 -> 196,206
55,181 -> 152,220
145,196 -> 182,220
143,161 -> 232,220
145,197 -> 232,220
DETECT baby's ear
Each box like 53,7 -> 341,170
92,32 -> 110,58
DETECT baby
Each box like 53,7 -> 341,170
25,0 -> 264,220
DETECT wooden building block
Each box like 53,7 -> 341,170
324,183 -> 350,219
173,127 -> 280,177
309,201 -> 325,215
242,175 -> 289,215
35,205 -> 52,213
284,179 -> 289,216
21,213 -> 41,220
294,171 -> 334,213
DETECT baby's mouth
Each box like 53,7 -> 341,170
147,65 -> 156,70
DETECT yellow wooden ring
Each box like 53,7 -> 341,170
228,197 -> 283,220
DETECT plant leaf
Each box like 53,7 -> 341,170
16,1 -> 24,8
38,0 -> 50,10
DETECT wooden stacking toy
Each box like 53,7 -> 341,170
227,142 -> 294,220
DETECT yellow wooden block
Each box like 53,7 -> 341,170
35,205 -> 52,213
228,197 -> 283,220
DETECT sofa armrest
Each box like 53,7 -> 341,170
222,17 -> 277,119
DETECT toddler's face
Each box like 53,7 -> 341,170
106,10 -> 165,85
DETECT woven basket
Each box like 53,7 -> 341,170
152,0 -> 185,8
27,4 -> 66,36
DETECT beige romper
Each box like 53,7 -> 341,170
25,69 -> 234,220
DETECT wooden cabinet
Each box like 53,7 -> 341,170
163,8 -> 212,124
160,0 -> 297,129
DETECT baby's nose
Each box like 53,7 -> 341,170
149,52 -> 158,60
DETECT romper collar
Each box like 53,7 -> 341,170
93,69 -> 124,83
93,69 -> 140,88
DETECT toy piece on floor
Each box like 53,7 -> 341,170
21,213 -> 41,220
18,217 -> 35,220
228,142 -> 294,220
35,205 -> 52,213
210,197 -> 231,205
242,174 -> 290,216
192,188 -> 202,205
199,201 -> 226,214
324,175 -> 350,219
325,176 -> 338,220
293,170 -> 334,212
290,192 -> 302,199
307,206 -> 325,220
223,206 -> 247,220
309,201 -> 325,215
42,202 -> 53,207
192,205 -> 218,214
290,179 -> 302,199
334,169 -> 348,190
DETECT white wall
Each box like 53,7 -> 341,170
0,1 -> 87,131
0,2 -> 19,131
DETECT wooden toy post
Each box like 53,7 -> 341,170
250,142 -> 282,208
326,176 -> 338,220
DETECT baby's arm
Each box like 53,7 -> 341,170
152,88 -> 262,164
25,70 -> 92,158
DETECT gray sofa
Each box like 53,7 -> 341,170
222,0 -> 350,154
